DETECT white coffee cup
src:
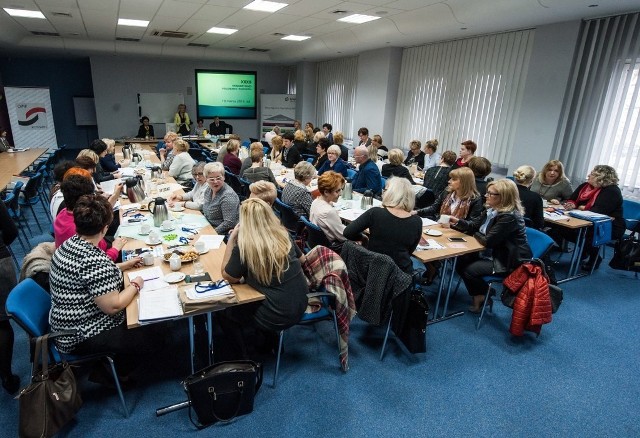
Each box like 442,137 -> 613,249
162,220 -> 173,230
195,241 -> 207,253
142,252 -> 154,266
140,223 -> 151,234
149,231 -> 160,243
438,214 -> 451,224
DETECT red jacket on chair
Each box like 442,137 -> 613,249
503,263 -> 553,336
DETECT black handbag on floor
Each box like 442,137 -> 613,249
609,233 -> 640,272
183,360 -> 262,429
17,334 -> 82,438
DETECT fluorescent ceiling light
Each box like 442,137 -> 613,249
207,27 -> 238,35
3,8 -> 45,19
337,14 -> 381,24
282,35 -> 310,41
117,18 -> 149,27
243,1 -> 287,13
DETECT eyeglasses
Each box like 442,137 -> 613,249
485,192 -> 501,197
327,152 -> 338,155
192,172 -> 204,177
207,176 -> 224,182
195,280 -> 229,293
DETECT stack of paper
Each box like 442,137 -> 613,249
196,235 -> 225,250
138,287 -> 183,322
185,284 -> 234,300
544,211 -> 570,221
416,239 -> 445,250
127,267 -> 168,292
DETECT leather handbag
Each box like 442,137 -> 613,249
609,233 -> 640,272
17,334 -> 82,438
183,360 -> 262,429
397,289 -> 429,354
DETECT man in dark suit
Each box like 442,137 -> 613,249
209,116 -> 233,136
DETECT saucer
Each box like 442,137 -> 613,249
161,226 -> 176,232
145,237 -> 162,245
424,229 -> 443,237
171,207 -> 185,212
197,248 -> 209,255
164,272 -> 185,283
138,231 -> 150,236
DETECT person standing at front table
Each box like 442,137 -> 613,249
351,145 -> 382,195
174,104 -> 191,136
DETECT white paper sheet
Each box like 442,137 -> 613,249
127,266 -> 169,292
138,287 -> 183,322
185,284 -> 234,300
196,235 -> 225,250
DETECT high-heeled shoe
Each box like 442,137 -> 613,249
2,374 -> 20,395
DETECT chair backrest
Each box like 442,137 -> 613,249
306,157 -> 314,164
5,278 -> 51,338
274,198 -> 302,236
346,168 -> 357,181
225,171 -> 243,195
525,227 -> 556,259
300,216 -> 332,249
22,172 -> 43,199
623,199 -> 640,232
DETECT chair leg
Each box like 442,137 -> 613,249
27,203 -> 44,233
379,312 -> 393,361
271,330 -> 284,388
476,283 -> 494,330
331,311 -> 342,368
104,357 -> 129,418
7,245 -> 20,270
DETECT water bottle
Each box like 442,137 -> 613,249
343,179 -> 353,200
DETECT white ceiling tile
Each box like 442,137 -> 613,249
156,0 -> 204,18
281,0 -> 342,17
76,0 -> 118,12
188,4 -> 237,21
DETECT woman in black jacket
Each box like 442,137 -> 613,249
382,148 -> 415,185
564,164 -> 624,270
457,179 -> 532,313
513,165 -> 544,229
0,201 -> 19,393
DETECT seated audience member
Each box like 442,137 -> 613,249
223,139 -> 242,175
220,198 -> 308,359
304,126 -> 315,144
382,148 -> 415,185
457,179 -> 532,313
344,177 -> 422,274
293,120 -> 301,131
209,116 -> 232,136
49,194 -> 161,383
371,134 -> 388,159
368,144 -> 384,172
306,131 -> 324,157
89,139 -> 121,182
264,125 -> 280,146
314,138 -> 330,170
282,161 -> 316,218
416,167 -> 484,229
513,165 -> 544,229
357,127 -> 372,147
160,131 -> 179,170
49,160 -> 75,209
249,180 -> 277,206
423,150 -> 457,199
564,165 -> 624,270
99,138 -> 127,172
352,145 -> 382,195
0,201 -> 19,393
0,128 -> 13,152
195,118 -> 205,136
240,142 -> 264,176
310,171 -> 348,252
202,162 -> 240,235
241,148 -> 277,185
270,135 -> 284,163
530,159 -> 573,205
169,139 -> 196,185
54,174 -> 127,263
282,132 -> 302,168
422,139 -> 441,170
294,129 -> 309,156
169,162 -> 207,210
467,156 -> 492,197
318,145 -> 349,178
333,131 -> 349,161
404,140 -> 425,167
136,116 -> 154,138
453,140 -> 477,168
322,123 -> 334,144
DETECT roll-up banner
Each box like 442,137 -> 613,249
260,94 -> 296,139
4,86 -> 57,149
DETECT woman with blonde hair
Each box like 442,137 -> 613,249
513,165 -> 544,229
221,198 -> 308,358
270,135 -> 284,163
382,148 -> 414,185
530,159 -> 573,204
422,139 -> 440,170
457,179 -> 532,312
99,138 -> 128,172
344,177 -> 422,274
168,139 -> 195,185
282,161 -> 316,218
404,140 -> 425,166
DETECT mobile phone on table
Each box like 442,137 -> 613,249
448,237 -> 466,242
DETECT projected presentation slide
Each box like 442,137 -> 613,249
196,70 -> 257,119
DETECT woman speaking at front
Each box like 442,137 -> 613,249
458,179 -> 532,313
221,198 -> 308,357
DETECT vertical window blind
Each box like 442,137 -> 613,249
394,30 -> 534,169
315,57 -> 358,142
558,13 -> 640,196
287,66 -> 297,95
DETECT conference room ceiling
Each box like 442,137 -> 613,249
0,0 -> 638,64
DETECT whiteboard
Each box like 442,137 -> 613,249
138,93 -> 184,123
73,96 -> 97,126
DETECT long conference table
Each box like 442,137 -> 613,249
0,148 -> 49,189
114,144 -> 263,373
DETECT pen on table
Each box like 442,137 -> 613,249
143,277 -> 159,281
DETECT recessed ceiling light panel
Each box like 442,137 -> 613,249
337,14 -> 380,24
118,18 -> 149,27
243,1 -> 287,13
3,8 -> 46,19
207,27 -> 238,35
282,35 -> 310,41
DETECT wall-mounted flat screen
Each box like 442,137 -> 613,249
195,69 -> 257,119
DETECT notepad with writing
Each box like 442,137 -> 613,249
138,287 -> 183,322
